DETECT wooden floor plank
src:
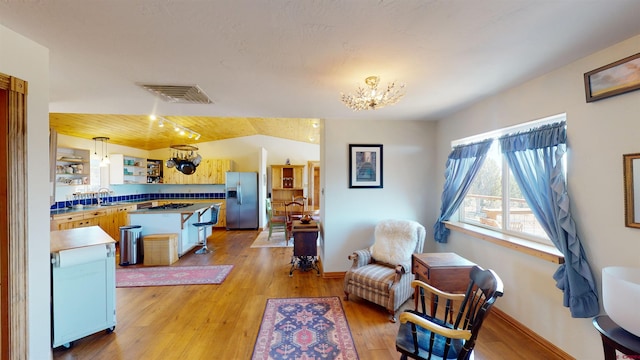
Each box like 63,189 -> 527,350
52,229 -> 568,359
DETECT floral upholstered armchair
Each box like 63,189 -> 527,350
343,219 -> 426,322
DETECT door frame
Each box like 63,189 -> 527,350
0,73 -> 29,358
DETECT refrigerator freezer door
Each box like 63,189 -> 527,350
226,172 -> 259,229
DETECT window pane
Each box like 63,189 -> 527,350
460,141 -> 551,243
461,142 -> 501,229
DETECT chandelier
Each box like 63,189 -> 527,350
341,76 -> 405,111
166,145 -> 202,175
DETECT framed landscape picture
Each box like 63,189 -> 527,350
349,144 -> 383,188
584,52 -> 640,102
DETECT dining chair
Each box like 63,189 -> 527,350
395,266 -> 504,360
266,198 -> 286,241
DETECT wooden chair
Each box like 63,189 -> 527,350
292,195 -> 308,212
284,201 -> 305,242
343,219 -> 426,322
395,266 -> 504,360
265,198 -> 286,241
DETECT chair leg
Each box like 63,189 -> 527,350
194,226 -> 212,254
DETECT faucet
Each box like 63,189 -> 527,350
97,188 -> 111,206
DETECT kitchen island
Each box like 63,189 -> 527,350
128,202 -> 219,256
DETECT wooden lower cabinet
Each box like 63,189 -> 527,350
50,205 -> 137,242
215,201 -> 226,228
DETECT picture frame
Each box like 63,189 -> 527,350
349,144 -> 383,188
623,153 -> 640,228
584,52 -> 640,102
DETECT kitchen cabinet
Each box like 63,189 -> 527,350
146,159 -> 163,184
114,205 -> 137,241
164,159 -> 234,184
50,205 -> 136,241
214,200 -> 226,228
50,227 -> 116,349
270,165 -> 305,212
50,208 -> 109,231
56,147 -> 90,186
109,154 -> 147,184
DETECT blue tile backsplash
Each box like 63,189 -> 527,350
51,192 -> 226,210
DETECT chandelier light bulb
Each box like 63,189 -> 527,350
341,75 -> 405,111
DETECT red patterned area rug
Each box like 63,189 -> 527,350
252,296 -> 359,360
116,265 -> 233,287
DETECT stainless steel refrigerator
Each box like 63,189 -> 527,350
225,172 -> 259,229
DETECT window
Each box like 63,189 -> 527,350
456,115 -> 566,245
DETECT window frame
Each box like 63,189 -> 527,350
453,114 -> 566,246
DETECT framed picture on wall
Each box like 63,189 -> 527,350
584,52 -> 640,102
349,144 -> 383,188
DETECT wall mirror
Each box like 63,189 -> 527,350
623,153 -> 640,228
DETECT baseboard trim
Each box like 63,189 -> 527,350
491,308 -> 574,360
322,271 -> 345,279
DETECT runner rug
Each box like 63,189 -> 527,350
116,265 -> 233,287
252,296 -> 359,360
250,230 -> 291,248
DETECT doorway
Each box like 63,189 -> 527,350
308,161 -> 320,212
0,73 -> 29,358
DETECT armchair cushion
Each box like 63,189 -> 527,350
370,219 -> 422,267
348,263 -> 397,294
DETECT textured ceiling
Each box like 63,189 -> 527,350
2,1 -> 640,149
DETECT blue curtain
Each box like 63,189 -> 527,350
434,139 -> 492,243
499,122 -> 598,318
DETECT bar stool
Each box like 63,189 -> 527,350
192,204 -> 221,254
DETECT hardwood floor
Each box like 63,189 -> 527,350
52,229 -> 567,360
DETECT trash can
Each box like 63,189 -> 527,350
119,225 -> 142,266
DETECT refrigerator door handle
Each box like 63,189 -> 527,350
237,183 -> 242,205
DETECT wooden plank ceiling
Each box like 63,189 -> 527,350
49,113 -> 321,150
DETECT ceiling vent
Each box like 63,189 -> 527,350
138,84 -> 213,104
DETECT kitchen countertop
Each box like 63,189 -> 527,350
50,201 -> 142,216
129,202 -> 219,214
51,225 -> 116,253
50,199 -> 224,217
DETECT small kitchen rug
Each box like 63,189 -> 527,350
250,230 -> 292,248
252,296 -> 359,360
116,265 -> 233,287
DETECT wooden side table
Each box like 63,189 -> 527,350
289,220 -> 320,276
412,252 -> 476,315
593,315 -> 640,360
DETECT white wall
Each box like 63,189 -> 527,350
434,33 -> 640,359
0,24 -> 51,359
322,119 -> 437,272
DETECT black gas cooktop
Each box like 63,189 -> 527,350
147,203 -> 194,210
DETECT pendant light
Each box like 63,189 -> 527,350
92,137 -> 110,167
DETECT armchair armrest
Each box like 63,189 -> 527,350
399,311 -> 472,341
348,249 -> 372,268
